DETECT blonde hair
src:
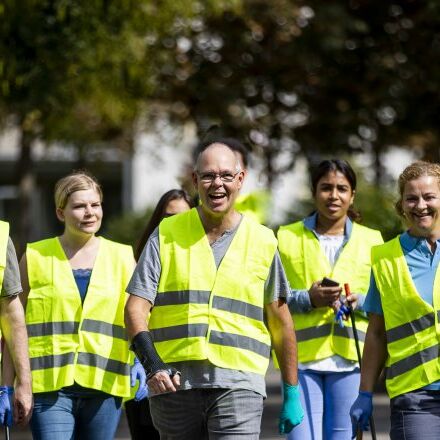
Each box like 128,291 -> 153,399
395,161 -> 440,217
54,171 -> 103,209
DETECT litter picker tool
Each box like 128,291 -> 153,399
344,283 -> 377,440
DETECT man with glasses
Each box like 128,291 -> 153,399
125,138 -> 303,439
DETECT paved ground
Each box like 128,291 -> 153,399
9,366 -> 390,439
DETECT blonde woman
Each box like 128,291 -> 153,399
20,171 -> 138,440
351,161 -> 440,439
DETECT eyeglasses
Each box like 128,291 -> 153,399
197,171 -> 241,183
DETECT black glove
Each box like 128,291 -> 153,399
130,331 -> 180,380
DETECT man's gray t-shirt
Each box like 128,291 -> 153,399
127,220 -> 290,398
1,238 -> 22,297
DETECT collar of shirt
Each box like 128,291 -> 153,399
303,212 -> 353,246
399,230 -> 440,256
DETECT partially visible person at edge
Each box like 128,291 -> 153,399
125,189 -> 193,440
351,161 -> 440,440
278,159 -> 383,440
0,222 -> 33,428
17,171 -> 141,440
125,138 -> 304,439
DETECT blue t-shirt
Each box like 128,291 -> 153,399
73,268 -> 92,304
364,231 -> 440,390
67,268 -> 116,397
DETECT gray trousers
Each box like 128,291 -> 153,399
149,388 -> 263,440
390,389 -> 440,440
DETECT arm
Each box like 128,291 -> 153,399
0,248 -> 32,426
0,295 -> 32,426
359,313 -> 387,391
125,294 -> 180,394
350,313 -> 387,436
265,299 -> 297,384
124,294 -> 151,339
287,289 -> 312,313
265,299 -> 304,433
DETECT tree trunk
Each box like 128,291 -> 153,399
373,140 -> 384,186
16,129 -> 35,255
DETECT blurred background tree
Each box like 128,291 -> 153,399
153,0 -> 440,186
1,0 -> 438,246
0,0 -> 239,248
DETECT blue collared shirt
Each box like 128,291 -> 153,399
364,231 -> 440,314
364,231 -> 440,390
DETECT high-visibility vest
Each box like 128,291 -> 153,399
0,221 -> 9,343
149,208 -> 277,375
235,191 -> 270,224
26,236 -> 134,396
372,237 -> 440,398
278,221 -> 383,363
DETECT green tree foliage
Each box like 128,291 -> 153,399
152,1 -> 440,185
353,174 -> 403,242
0,0 -> 239,247
104,207 -> 152,249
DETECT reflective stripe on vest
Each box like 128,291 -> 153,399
26,237 -> 134,396
278,221 -> 382,363
295,323 -> 367,343
372,237 -> 440,398
0,221 -> 10,344
150,208 -> 277,375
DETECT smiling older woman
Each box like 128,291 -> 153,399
351,161 -> 440,440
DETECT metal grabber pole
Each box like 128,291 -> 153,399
344,283 -> 377,440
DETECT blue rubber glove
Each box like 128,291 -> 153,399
130,357 -> 149,401
279,382 -> 304,434
350,391 -> 373,438
0,386 -> 13,427
335,302 -> 350,328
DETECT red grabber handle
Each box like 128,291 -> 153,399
344,283 -> 351,297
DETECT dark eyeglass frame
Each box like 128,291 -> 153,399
197,171 -> 241,183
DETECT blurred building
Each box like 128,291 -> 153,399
0,118 -> 196,244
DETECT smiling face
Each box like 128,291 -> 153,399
192,143 -> 244,217
314,171 -> 355,222
56,188 -> 103,237
402,175 -> 440,238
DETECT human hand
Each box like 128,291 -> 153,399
0,386 -> 13,427
309,281 -> 342,308
350,391 -> 373,438
346,292 -> 359,310
279,382 -> 304,434
13,381 -> 33,426
147,369 -> 181,395
130,357 -> 149,401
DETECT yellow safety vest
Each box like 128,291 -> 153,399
26,236 -> 134,396
235,191 -> 270,224
278,221 -> 383,363
149,208 -> 277,375
372,237 -> 440,398
0,221 -> 10,343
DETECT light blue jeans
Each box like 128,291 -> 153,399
30,388 -> 122,440
287,369 -> 360,440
